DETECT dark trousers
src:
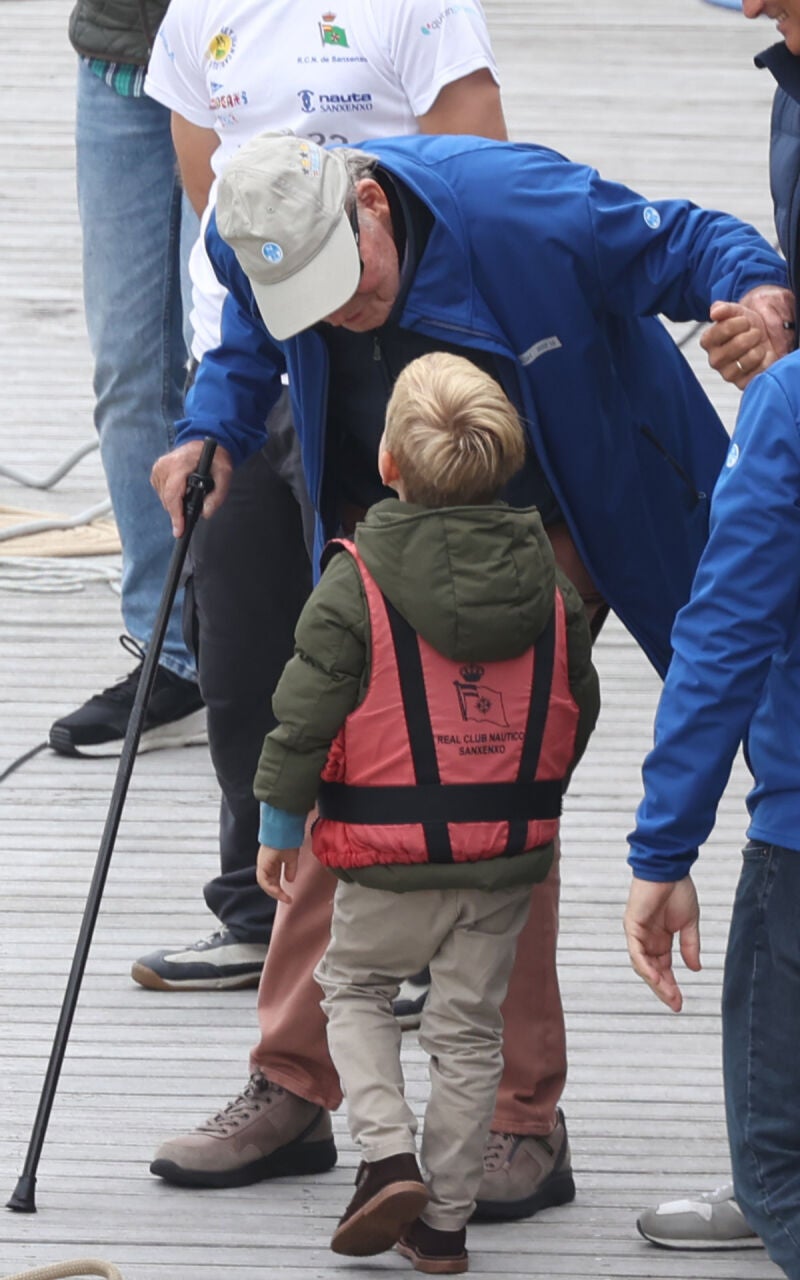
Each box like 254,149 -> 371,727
187,391 -> 313,941
723,841 -> 800,1279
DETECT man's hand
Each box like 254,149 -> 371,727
623,874 -> 701,1012
257,844 -> 300,905
700,285 -> 795,390
151,440 -> 233,536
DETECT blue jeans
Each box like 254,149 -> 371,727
723,841 -> 800,1279
75,61 -> 198,679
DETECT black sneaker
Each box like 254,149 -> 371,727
392,966 -> 431,1031
49,643 -> 205,758
131,927 -> 268,991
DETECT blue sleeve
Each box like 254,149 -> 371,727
174,215 -> 286,466
586,170 -> 788,322
259,803 -> 307,849
628,362 -> 800,880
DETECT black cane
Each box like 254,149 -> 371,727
7,439 -> 217,1214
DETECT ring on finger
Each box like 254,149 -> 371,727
736,358 -> 745,374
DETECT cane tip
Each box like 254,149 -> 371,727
7,1173 -> 37,1212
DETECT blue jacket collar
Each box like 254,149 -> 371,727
755,41 -> 800,106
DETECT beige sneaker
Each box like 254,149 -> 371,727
637,1183 -> 762,1250
150,1072 -> 337,1188
472,1107 -> 575,1221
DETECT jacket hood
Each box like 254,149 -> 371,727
353,500 -> 555,662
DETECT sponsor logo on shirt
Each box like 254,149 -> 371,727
297,89 -> 374,114
157,29 -> 175,62
209,90 -> 249,111
643,206 -> 661,230
421,4 -> 479,35
206,27 -> 237,67
320,11 -> 349,47
725,442 -> 740,469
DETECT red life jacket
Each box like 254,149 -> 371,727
313,540 -> 579,872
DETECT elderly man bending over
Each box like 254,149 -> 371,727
149,131 -> 791,1221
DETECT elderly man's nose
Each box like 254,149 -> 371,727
742,0 -> 766,17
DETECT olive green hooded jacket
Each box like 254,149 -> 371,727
255,499 -> 600,891
69,0 -> 169,64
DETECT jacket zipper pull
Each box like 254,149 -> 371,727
373,335 -> 381,362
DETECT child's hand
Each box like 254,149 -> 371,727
257,844 -> 300,904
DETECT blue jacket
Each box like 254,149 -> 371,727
178,134 -> 787,677
757,41 -> 800,284
629,355 -> 800,878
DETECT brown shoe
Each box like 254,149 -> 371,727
472,1106 -> 575,1221
149,1072 -> 336,1188
331,1153 -> 430,1257
396,1218 -> 468,1274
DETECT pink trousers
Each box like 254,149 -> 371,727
250,523 -> 601,1135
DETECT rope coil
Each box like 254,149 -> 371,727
3,1262 -> 124,1280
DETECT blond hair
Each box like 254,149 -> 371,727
383,353 -> 526,507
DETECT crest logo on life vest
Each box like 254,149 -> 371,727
454,664 -> 509,728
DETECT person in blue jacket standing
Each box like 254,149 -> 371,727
636,0 -> 800,1254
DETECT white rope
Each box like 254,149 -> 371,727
0,440 -> 100,491
0,500 -> 113,544
2,1261 -> 124,1280
0,557 -> 121,595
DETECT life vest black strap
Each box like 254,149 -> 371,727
505,603 -> 558,856
317,779 -> 563,825
383,596 -> 454,863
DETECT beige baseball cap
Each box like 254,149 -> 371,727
216,132 -> 362,341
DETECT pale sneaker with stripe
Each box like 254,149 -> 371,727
636,1182 -> 762,1249
131,927 -> 267,991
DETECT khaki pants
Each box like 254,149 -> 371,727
316,879 -> 533,1230
250,843 -> 564,1134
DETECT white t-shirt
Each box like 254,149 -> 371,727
145,0 -> 499,357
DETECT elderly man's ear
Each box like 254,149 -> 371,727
356,177 -> 392,223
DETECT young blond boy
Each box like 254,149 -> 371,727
255,353 -> 599,1273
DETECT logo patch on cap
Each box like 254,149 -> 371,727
643,206 -> 661,230
298,141 -> 321,176
261,242 -> 284,264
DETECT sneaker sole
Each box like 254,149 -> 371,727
396,1010 -> 424,1031
150,1136 -> 337,1189
636,1221 -> 763,1250
471,1168 -> 575,1222
130,961 -> 263,992
331,1183 -> 430,1256
395,1238 -> 469,1275
49,708 -> 207,758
